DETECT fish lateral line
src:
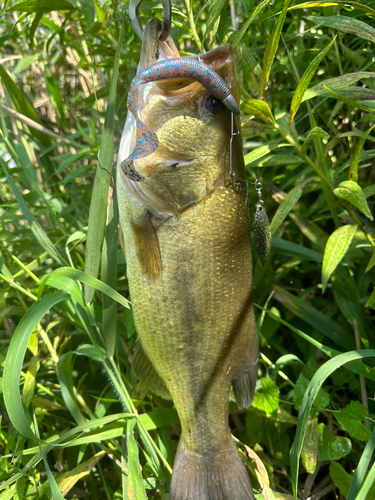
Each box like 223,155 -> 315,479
121,57 -> 240,183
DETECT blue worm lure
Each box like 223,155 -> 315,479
121,57 -> 240,182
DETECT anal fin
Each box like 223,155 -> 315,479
232,341 -> 259,410
133,338 -> 172,400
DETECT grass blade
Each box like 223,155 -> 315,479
347,426 -> 375,500
3,291 -> 70,441
84,20 -> 124,303
101,192 -> 118,358
302,72 -> 375,101
1,158 -> 67,266
322,224 -> 358,292
290,349 -> 375,500
260,0 -> 291,97
126,419 -> 148,500
289,38 -> 336,127
48,267 -> 130,308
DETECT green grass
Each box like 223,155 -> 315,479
1,0 -> 375,498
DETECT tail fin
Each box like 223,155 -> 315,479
170,441 -> 255,500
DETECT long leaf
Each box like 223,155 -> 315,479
84,21 -> 124,303
349,124 -> 375,182
306,15 -> 375,44
45,267 -> 130,308
347,426 -> 375,500
289,38 -> 336,126
302,72 -> 375,101
3,292 -> 70,441
270,179 -> 311,235
290,350 -> 375,500
260,0 -> 291,97
322,224 -> 357,292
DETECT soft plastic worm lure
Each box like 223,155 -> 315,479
121,57 -> 240,182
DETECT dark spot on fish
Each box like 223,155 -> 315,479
153,330 -> 157,334
183,115 -> 186,120
189,429 -> 191,434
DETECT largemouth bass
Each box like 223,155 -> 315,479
117,19 -> 258,500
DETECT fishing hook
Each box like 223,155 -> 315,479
129,0 -> 172,41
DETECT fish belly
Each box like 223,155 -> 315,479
120,182 -> 255,452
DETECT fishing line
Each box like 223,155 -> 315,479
97,149 -> 115,183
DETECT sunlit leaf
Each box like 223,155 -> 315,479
318,423 -> 351,461
253,378 -> 279,414
322,225 -> 358,292
334,180 -> 373,220
334,401 -> 371,442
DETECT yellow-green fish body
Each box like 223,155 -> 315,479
117,20 -> 258,500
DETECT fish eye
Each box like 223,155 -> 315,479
205,94 -> 225,114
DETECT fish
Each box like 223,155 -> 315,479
117,18 -> 258,500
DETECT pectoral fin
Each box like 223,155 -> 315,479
232,342 -> 259,410
133,338 -> 172,400
131,212 -> 162,280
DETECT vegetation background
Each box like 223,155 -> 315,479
0,0 -> 375,498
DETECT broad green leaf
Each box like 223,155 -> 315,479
3,292 -> 70,441
334,401 -> 371,442
233,0 -> 273,48
8,0 -> 75,12
270,179 -> 311,235
290,1 -> 375,15
303,72 -> 375,101
126,420 -> 147,500
290,350 -> 375,500
306,15 -> 375,43
289,38 -> 336,126
347,426 -> 375,500
322,225 -> 358,292
349,125 -> 375,182
78,0 -> 95,29
301,418 -> 318,474
293,373 -> 330,410
84,22 -> 124,303
1,159 -> 67,266
334,180 -> 373,220
324,85 -> 375,113
260,0 -> 291,96
49,267 -> 130,308
241,99 -> 275,125
318,423 -> 351,461
252,378 -> 279,414
302,126 -> 329,148
330,462 -> 352,498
